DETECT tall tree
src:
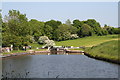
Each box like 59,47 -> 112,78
4,10 -> 29,36
45,20 -> 61,30
29,19 -> 44,41
54,24 -> 72,41
79,24 -> 92,37
72,19 -> 83,29
43,24 -> 53,39
2,10 -> 30,49
84,19 -> 102,35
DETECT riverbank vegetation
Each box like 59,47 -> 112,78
85,40 -> 119,64
1,10 -> 120,51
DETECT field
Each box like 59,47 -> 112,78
55,35 -> 118,47
85,40 -> 119,63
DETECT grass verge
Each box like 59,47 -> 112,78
84,40 -> 119,64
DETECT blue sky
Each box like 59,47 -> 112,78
2,2 -> 118,27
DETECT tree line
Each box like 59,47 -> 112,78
1,10 -> 120,50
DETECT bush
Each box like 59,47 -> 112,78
38,36 -> 49,44
70,34 -> 79,39
44,40 -> 55,47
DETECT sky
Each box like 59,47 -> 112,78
1,0 -> 120,2
1,2 -> 118,27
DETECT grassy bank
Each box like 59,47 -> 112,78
30,43 -> 43,48
56,35 -> 118,47
85,40 -> 119,64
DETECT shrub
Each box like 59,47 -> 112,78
38,36 -> 49,44
44,40 -> 55,47
70,34 -> 79,39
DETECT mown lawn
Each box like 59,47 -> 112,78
85,40 -> 119,62
55,35 -> 118,47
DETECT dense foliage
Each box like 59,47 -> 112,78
2,10 -> 119,50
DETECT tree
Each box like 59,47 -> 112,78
2,33 -> 29,50
80,24 -> 92,37
4,10 -> 29,36
54,24 -> 72,41
101,29 -> 108,35
43,24 -> 53,39
26,35 -> 35,43
69,26 -> 78,34
29,19 -> 44,41
72,19 -> 83,29
7,19 -> 29,36
2,10 -> 30,50
45,20 -> 61,30
84,19 -> 102,35
45,20 -> 62,40
4,10 -> 27,22
103,25 -> 114,34
113,28 -> 120,34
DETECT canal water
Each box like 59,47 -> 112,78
2,54 -> 119,78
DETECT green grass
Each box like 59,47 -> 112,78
30,43 -> 43,49
55,35 -> 118,47
85,40 -> 119,61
